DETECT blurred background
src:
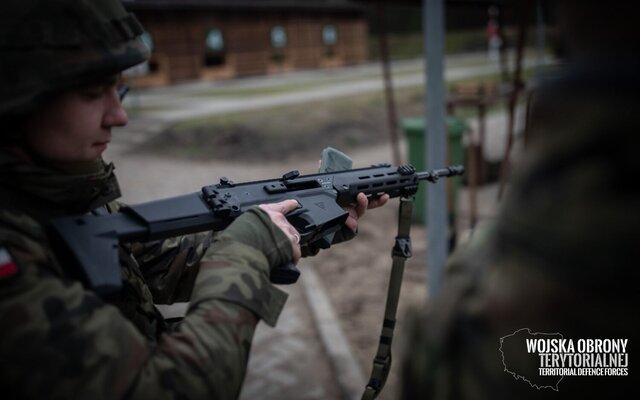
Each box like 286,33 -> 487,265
108,1 -> 560,399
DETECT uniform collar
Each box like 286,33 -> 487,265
0,147 -> 121,217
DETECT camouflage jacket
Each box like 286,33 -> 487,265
400,67 -> 639,399
0,153 -> 291,399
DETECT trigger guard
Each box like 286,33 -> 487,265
286,209 -> 312,231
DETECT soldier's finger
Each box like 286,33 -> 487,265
260,199 -> 299,215
345,214 -> 358,233
367,194 -> 390,210
355,193 -> 368,218
292,242 -> 301,264
282,226 -> 301,263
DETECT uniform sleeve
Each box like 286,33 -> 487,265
131,231 -> 213,304
105,200 -> 213,305
399,96 -> 640,400
0,207 -> 291,400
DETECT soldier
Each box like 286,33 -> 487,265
400,1 -> 639,399
0,0 -> 385,398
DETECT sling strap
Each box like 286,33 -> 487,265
362,196 -> 414,400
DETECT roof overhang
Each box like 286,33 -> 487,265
122,0 -> 367,13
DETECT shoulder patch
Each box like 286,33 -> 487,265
0,246 -> 19,279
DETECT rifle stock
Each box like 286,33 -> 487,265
49,164 -> 463,296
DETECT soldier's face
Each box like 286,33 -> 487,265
23,76 -> 128,162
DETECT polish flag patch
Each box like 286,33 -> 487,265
0,247 -> 18,279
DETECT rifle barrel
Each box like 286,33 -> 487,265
417,165 -> 465,181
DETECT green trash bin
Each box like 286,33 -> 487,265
401,116 -> 469,224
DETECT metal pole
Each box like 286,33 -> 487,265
423,0 -> 448,297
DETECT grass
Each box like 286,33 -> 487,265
187,82 -> 325,98
164,65 -> 537,131
185,67 -> 427,98
368,29 -> 488,61
134,52 -> 546,162
143,91 -> 390,161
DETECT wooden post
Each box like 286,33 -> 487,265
376,0 -> 401,166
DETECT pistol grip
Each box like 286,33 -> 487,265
270,262 -> 300,284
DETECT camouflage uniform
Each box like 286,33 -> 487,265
400,47 -> 640,400
0,156 -> 291,398
0,1 -> 293,398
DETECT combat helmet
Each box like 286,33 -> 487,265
0,0 -> 149,119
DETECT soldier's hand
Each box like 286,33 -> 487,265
259,199 -> 302,264
344,192 -> 390,233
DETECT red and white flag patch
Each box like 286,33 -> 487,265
0,247 -> 18,279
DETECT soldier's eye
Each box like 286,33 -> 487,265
118,85 -> 129,101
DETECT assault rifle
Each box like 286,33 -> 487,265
49,164 -> 463,296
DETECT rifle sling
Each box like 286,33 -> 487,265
362,196 -> 414,400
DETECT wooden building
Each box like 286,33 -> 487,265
122,0 -> 369,86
